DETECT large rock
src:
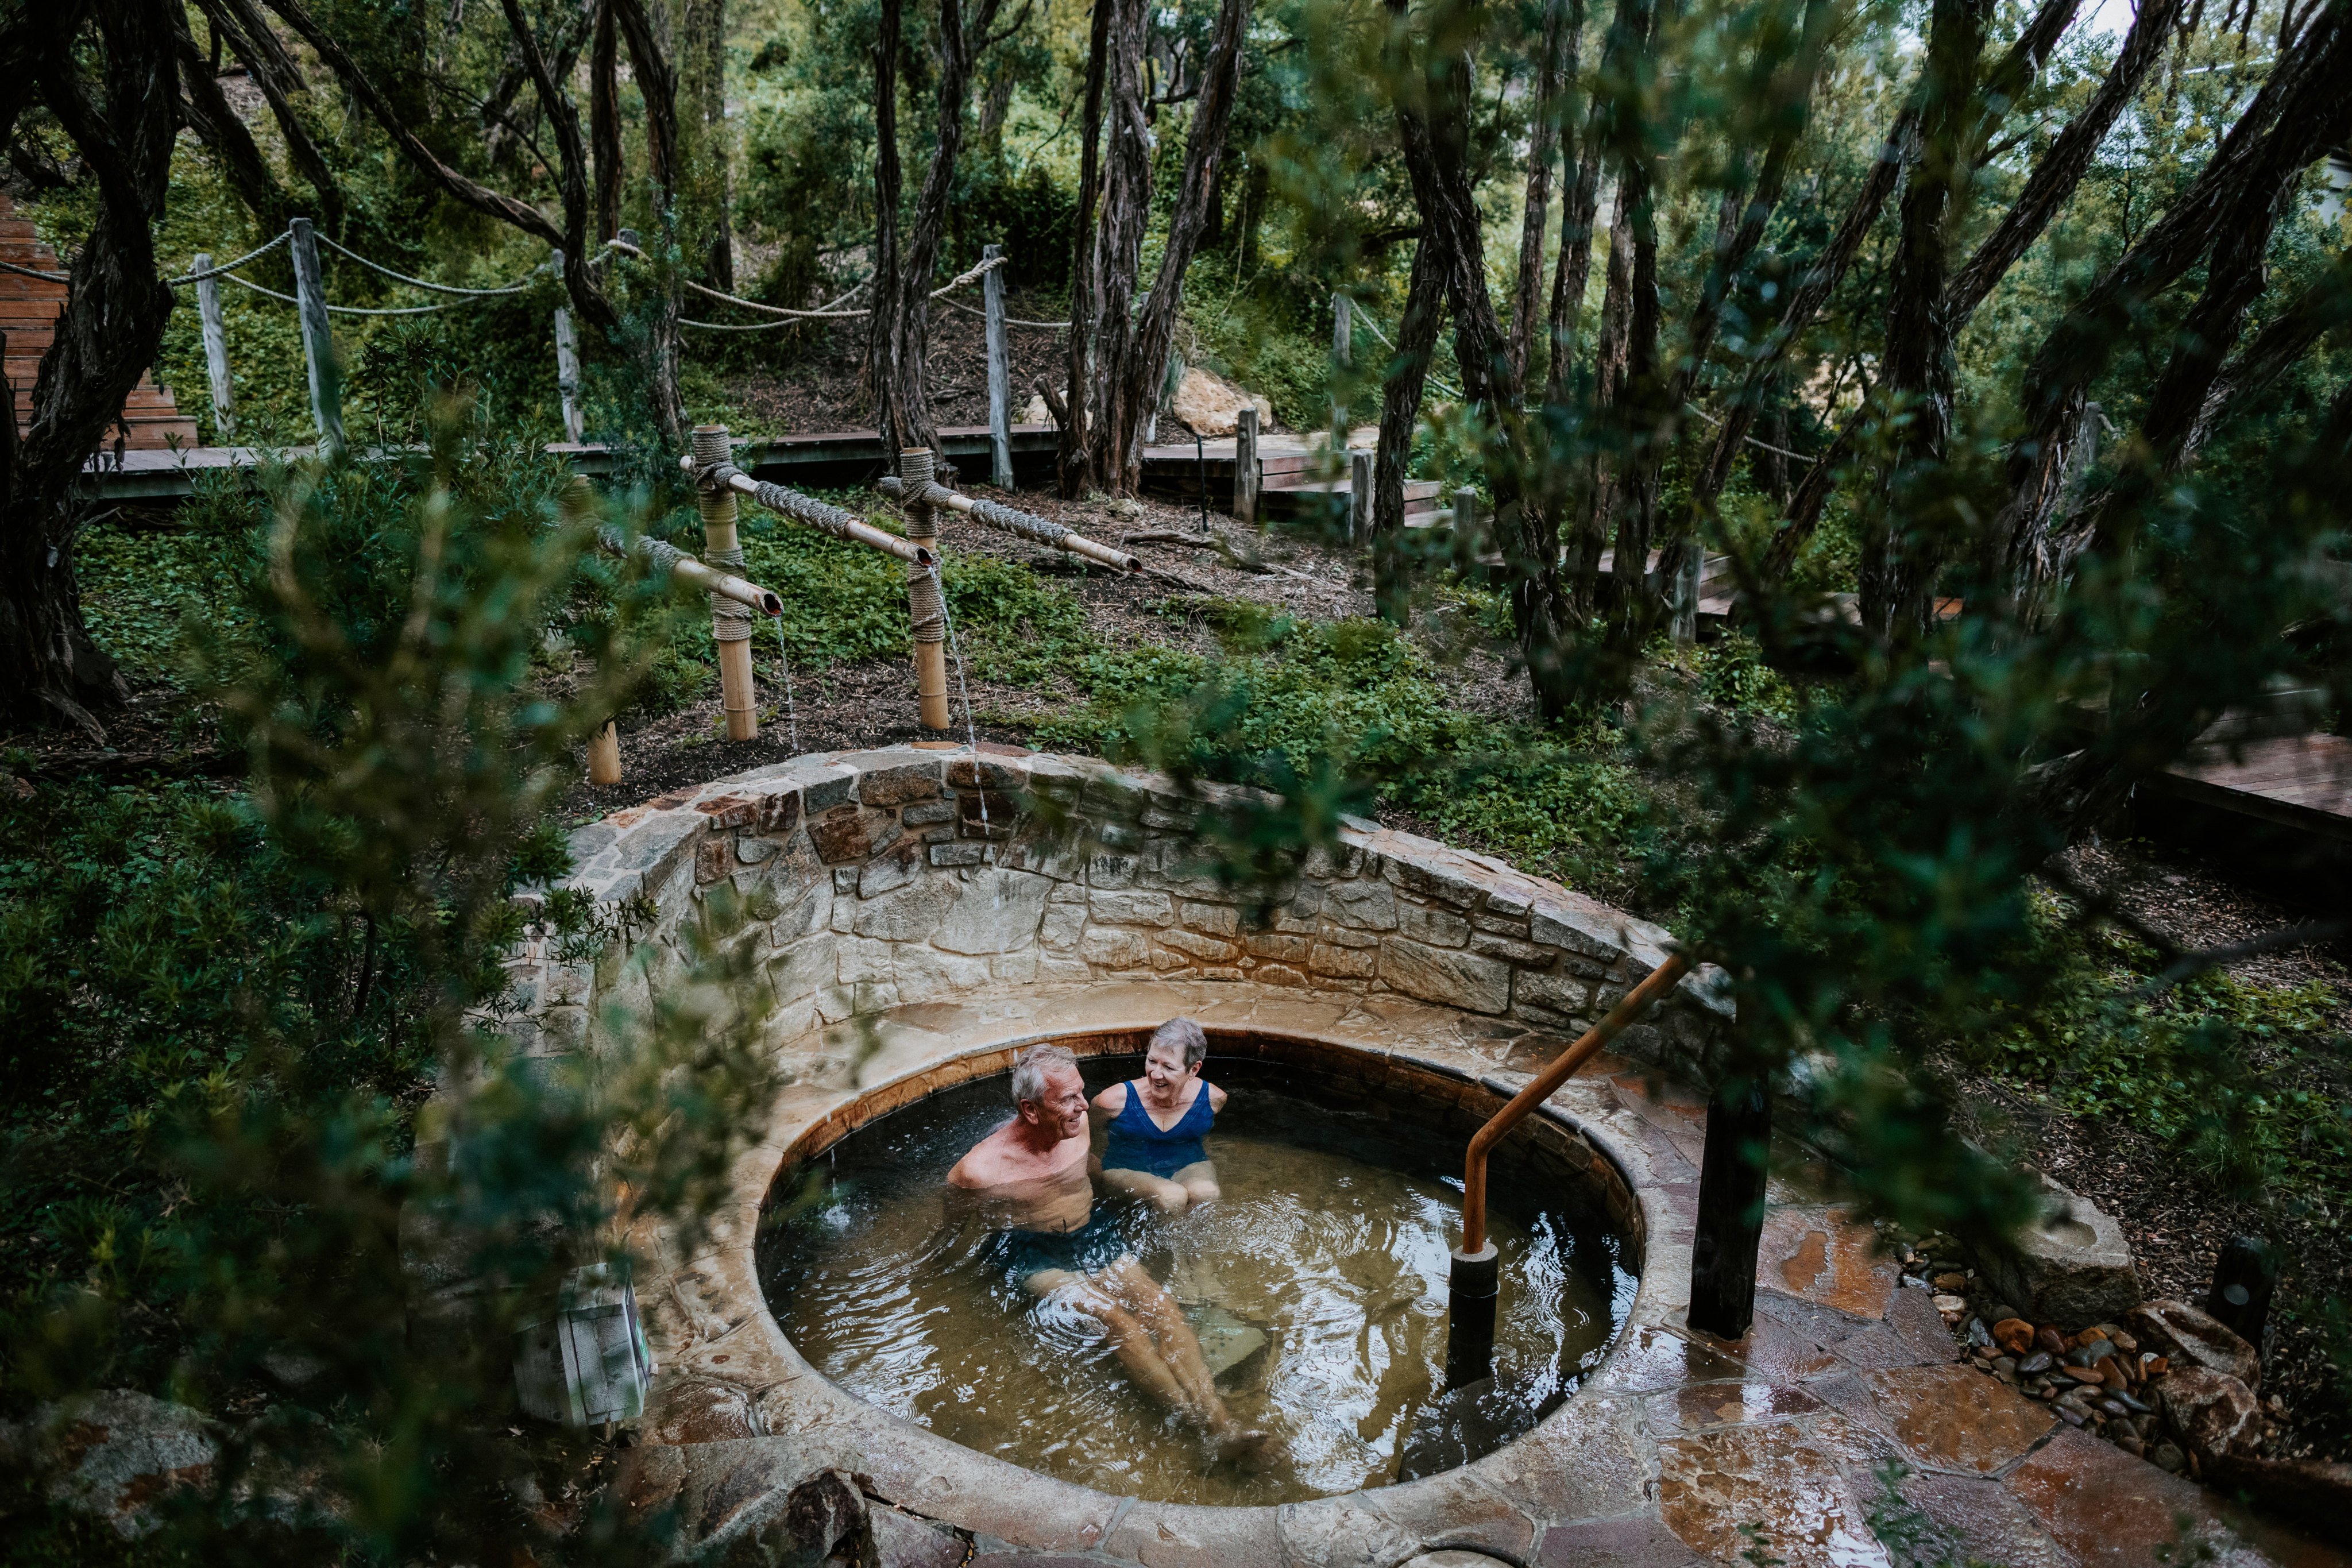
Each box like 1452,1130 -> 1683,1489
1976,1174 -> 2138,1329
0,1389 -> 219,1538
2157,1365 -> 2264,1465
1168,366 -> 1274,438
2127,1298 -> 2261,1388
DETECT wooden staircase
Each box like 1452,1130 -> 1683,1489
2,194 -> 200,454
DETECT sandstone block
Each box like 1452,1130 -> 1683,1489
1471,931 -> 1550,965
850,878 -> 959,942
857,762 -> 942,806
1310,942 -> 1376,978
1978,1175 -> 2139,1329
1323,879 -> 1398,930
1180,900 -> 1239,936
1399,904 -> 1471,947
809,806 -> 898,863
900,800 -> 954,827
1246,932 -> 1310,963
1378,939 -> 1511,1014
1082,928 -> 1152,970
2127,1299 -> 2260,1388
1039,905 -> 1085,951
694,834 -> 732,885
929,842 -> 986,867
2158,1365 -> 2262,1464
1159,927 -> 1241,963
857,839 -> 925,897
932,870 -> 1052,953
1088,889 -> 1175,926
1529,899 -> 1629,960
1513,968 -> 1591,1016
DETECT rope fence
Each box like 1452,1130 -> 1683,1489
24,213 -> 1057,456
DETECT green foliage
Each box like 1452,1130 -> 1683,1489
1966,904 -> 2350,1207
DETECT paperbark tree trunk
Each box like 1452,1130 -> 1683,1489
1050,0 -> 1113,495
191,0 -> 343,233
686,0 -> 734,290
1372,238 -> 1446,623
867,0 -> 905,451
1,1 -> 179,736
174,12 -> 296,235
1508,0 -> 1578,389
592,0 -> 622,240
1857,0 -> 1991,643
872,0 -> 1004,469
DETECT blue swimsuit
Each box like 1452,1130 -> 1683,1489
1102,1081 -> 1215,1178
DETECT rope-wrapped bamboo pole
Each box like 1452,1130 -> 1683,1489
874,476 -> 1142,573
679,454 -> 934,566
691,426 -> 761,741
900,448 -> 952,731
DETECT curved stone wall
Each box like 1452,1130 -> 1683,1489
504,744 -> 1729,1079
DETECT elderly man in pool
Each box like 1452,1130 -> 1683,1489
948,1040 -> 1267,1461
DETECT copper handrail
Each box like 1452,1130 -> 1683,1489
1461,951 -> 1691,1254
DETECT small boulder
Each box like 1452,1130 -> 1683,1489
1167,367 -> 1273,438
2127,1299 -> 2261,1388
1976,1175 -> 2139,1329
2158,1366 -> 2264,1465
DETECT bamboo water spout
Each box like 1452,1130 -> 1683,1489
681,453 -> 934,566
875,476 -> 1142,573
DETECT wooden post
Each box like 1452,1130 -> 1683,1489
1689,1006 -> 1771,1340
2205,1234 -> 2277,1349
692,423 -> 759,741
1234,404 -> 1260,526
983,244 -> 1013,490
1453,487 -> 1477,535
588,722 -> 623,786
1349,447 -> 1373,546
288,218 -> 343,455
1330,292 -> 1351,447
552,246 -> 584,443
193,253 -> 235,442
900,447 -> 952,731
1671,536 -> 1702,646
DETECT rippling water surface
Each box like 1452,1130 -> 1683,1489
758,1057 -> 1634,1505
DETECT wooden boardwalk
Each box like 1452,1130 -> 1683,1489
2149,732 -> 2352,845
1139,433 -> 1441,526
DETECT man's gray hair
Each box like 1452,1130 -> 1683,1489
1151,1017 -> 1208,1070
1010,1043 -> 1081,1108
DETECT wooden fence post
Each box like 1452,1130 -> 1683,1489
1349,447 -> 1373,546
983,244 -> 1013,489
552,246 -> 584,443
1689,998 -> 1771,1339
288,218 -> 343,455
1235,404 -> 1260,526
1453,487 -> 1477,536
692,423 -> 759,741
1330,292 -> 1351,447
193,253 -> 235,441
1671,536 -> 1702,646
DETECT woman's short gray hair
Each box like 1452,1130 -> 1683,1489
1150,1017 -> 1208,1070
1010,1043 -> 1081,1109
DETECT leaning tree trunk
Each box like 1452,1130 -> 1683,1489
1,1 -> 180,737
867,0 -> 905,451
609,0 -> 686,447
1050,0 -> 1114,495
1074,0 -> 1154,494
876,0 -> 1004,469
592,0 -> 622,239
1508,0 -> 1578,389
1857,0 -> 1991,644
1372,238 -> 1446,623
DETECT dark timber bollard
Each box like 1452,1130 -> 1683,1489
2206,1234 -> 2277,1348
1689,1037 -> 1771,1339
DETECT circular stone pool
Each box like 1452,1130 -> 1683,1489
754,1030 -> 1643,1507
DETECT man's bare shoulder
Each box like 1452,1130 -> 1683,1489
948,1125 -> 1015,1188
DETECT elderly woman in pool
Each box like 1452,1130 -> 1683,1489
947,1042 -> 1266,1461
1091,1017 -> 1224,1214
